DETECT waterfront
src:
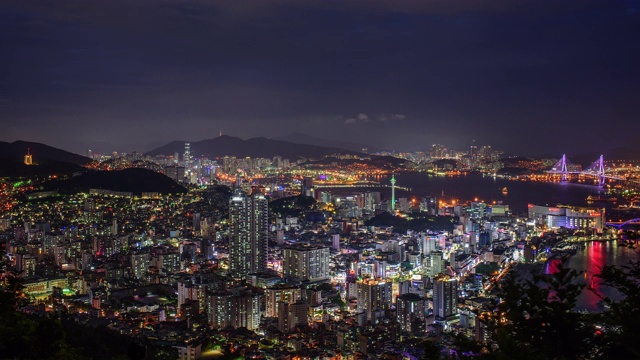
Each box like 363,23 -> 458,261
377,172 -> 638,312
567,241 -> 640,312
378,172 -> 603,215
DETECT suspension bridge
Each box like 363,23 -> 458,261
606,218 -> 640,229
547,154 -> 625,186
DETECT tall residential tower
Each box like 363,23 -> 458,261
433,274 -> 458,320
228,192 -> 269,279
183,142 -> 192,170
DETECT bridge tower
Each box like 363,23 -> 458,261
597,154 -> 605,186
560,154 -> 568,182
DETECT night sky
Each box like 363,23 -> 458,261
1,0 -> 639,154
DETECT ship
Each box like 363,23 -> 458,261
586,195 -> 617,203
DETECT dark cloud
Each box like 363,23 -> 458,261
0,0 -> 639,154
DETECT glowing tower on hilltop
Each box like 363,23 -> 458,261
24,148 -> 33,165
390,174 -> 396,211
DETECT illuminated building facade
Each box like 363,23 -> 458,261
207,292 -> 233,328
183,142 -> 192,169
282,243 -> 330,282
130,252 -> 149,279
429,250 -> 445,278
433,274 -> 458,319
23,278 -> 67,297
396,293 -> 426,333
178,280 -> 206,314
528,204 -> 605,231
356,278 -> 392,323
230,291 -> 261,330
229,192 -> 268,279
206,289 -> 261,330
265,285 -> 302,318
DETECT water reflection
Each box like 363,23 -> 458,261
567,242 -> 639,312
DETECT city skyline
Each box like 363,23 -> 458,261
1,0 -> 639,154
1,97 -> 640,358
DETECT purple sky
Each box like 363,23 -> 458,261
1,0 -> 639,154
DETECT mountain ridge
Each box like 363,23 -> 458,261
0,140 -> 91,165
145,135 -> 360,159
0,141 -> 92,177
272,132 -> 384,153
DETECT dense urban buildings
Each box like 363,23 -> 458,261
2,2 -> 640,357
0,141 -> 638,359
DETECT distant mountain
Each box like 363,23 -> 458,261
40,168 -> 187,195
146,135 -> 359,159
0,141 -> 91,165
273,132 -> 384,153
0,141 -> 91,177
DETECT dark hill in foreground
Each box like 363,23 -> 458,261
0,159 -> 86,178
0,141 -> 91,165
40,168 -> 187,195
146,135 -> 358,160
0,140 -> 92,177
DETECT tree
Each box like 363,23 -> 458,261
591,257 -> 640,359
486,266 -> 594,359
421,339 -> 441,360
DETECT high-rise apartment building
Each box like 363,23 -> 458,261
265,285 -> 302,318
207,292 -> 233,328
356,278 -> 392,323
301,177 -> 313,196
152,251 -> 180,274
364,192 -> 381,211
433,274 -> 458,319
429,250 -> 445,278
396,293 -> 426,333
230,291 -> 261,331
165,165 -> 186,182
183,142 -> 192,169
130,252 -> 149,279
206,290 -> 260,331
278,301 -> 308,333
228,192 -> 268,279
178,280 -> 207,314
16,253 -> 36,277
282,243 -> 330,282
